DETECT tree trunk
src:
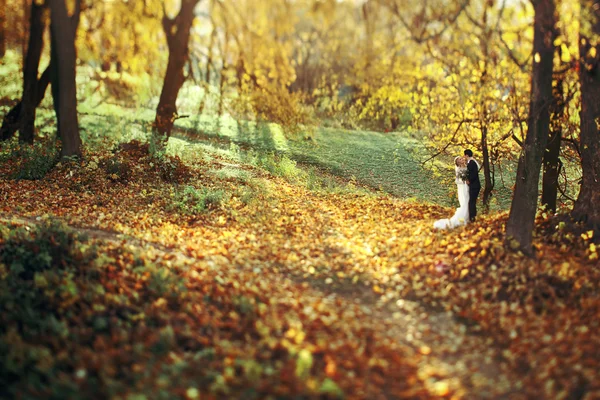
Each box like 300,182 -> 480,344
152,0 -> 201,148
20,2 -> 47,144
0,103 -> 22,141
49,0 -> 82,158
0,0 -> 6,58
1,66 -> 51,141
198,17 -> 215,115
572,0 -> 600,228
218,54 -> 228,117
505,0 -> 556,254
541,70 -> 564,213
22,0 -> 29,63
49,29 -> 60,129
481,125 -> 494,210
479,4 -> 494,212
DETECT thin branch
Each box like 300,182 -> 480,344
494,0 -> 507,33
84,3 -> 105,33
557,159 -> 577,202
512,133 -> 523,147
561,137 -> 581,157
421,120 -> 464,165
499,33 -> 531,70
381,0 -> 469,44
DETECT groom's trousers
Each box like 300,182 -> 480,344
469,185 -> 481,221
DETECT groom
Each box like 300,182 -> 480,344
464,149 -> 480,222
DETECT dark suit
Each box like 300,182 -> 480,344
467,159 -> 481,221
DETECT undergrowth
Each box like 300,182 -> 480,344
171,185 -> 227,215
0,139 -> 59,180
0,218 -> 99,397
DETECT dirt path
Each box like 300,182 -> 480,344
265,193 -> 523,398
2,213 -> 522,398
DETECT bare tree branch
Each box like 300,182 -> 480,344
421,120 -> 464,165
380,0 -> 469,44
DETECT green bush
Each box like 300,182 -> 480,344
172,185 -> 227,214
0,218 -> 99,398
155,155 -> 192,183
149,136 -> 193,183
148,268 -> 187,299
239,186 -> 257,206
0,138 -> 19,163
0,139 -> 59,180
0,218 -> 95,280
18,145 -> 59,180
249,151 -> 304,181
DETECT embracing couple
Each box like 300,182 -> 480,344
433,149 -> 481,230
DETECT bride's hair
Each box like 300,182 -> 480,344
454,156 -> 466,168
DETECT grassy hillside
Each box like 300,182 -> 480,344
1,49 -> 517,212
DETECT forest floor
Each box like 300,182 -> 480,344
1,137 -> 599,399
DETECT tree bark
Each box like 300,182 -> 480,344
1,66 -> 51,141
479,3 -> 494,212
481,125 -> 494,210
22,0 -> 29,63
20,2 -> 47,144
0,0 -> 6,58
49,0 -> 82,158
572,0 -> 600,228
505,0 -> 556,254
541,70 -> 564,213
152,0 -> 201,148
0,103 -> 22,141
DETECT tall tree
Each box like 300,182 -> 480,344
505,0 -> 557,254
0,67 -> 51,141
540,4 -> 579,214
0,1 -> 51,142
572,0 -> 600,228
48,0 -> 82,158
20,1 -> 48,144
540,52 -> 566,214
152,0 -> 202,148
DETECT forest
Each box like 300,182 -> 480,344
0,0 -> 599,398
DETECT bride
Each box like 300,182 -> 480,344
433,156 -> 470,229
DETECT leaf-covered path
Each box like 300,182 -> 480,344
1,213 -> 520,398
1,142 -> 599,398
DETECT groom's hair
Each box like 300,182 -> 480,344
464,149 -> 473,157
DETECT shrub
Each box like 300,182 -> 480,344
250,87 -> 313,136
0,218 -> 98,397
0,218 -> 95,280
0,138 -> 20,163
214,167 -> 251,182
155,155 -> 192,183
148,267 -> 187,299
148,136 -> 193,184
0,139 -> 60,180
103,155 -> 131,183
250,152 -> 304,181
172,185 -> 227,215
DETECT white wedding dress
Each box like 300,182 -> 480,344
433,165 -> 470,229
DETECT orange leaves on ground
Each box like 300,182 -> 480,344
1,140 -> 600,398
